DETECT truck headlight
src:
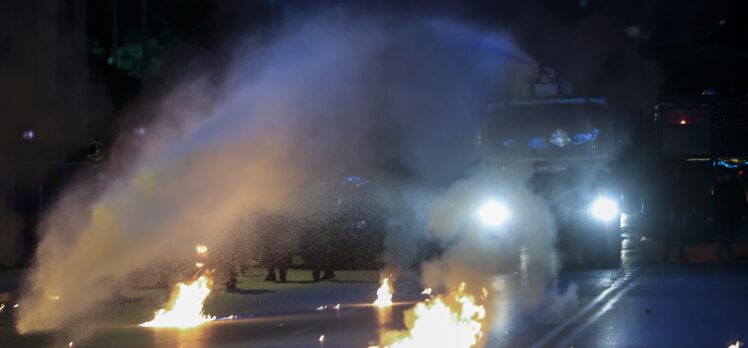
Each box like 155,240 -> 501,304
478,200 -> 509,227
590,197 -> 619,222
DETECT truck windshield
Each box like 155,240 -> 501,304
483,102 -> 609,160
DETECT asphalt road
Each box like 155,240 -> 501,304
507,263 -> 748,348
2,257 -> 748,347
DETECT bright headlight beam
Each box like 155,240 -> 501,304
478,200 -> 509,227
590,197 -> 619,222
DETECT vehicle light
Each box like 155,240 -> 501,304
478,200 -> 509,227
590,197 -> 619,222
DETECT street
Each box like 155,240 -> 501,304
3,1 -> 748,347
508,263 -> 747,347
2,247 -> 747,348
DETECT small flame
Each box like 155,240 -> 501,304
378,283 -> 486,348
195,244 -> 208,255
195,262 -> 204,268
0,303 -> 5,311
333,303 -> 341,310
319,334 -> 325,342
729,341 -> 742,348
373,277 -> 394,308
421,288 -> 432,296
140,275 -> 215,328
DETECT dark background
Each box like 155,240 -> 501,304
1,0 -> 746,267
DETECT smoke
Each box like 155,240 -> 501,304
419,164 -> 559,313
537,282 -> 579,323
17,11 -> 532,336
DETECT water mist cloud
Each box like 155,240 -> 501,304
17,11 -> 531,336
421,164 -> 558,297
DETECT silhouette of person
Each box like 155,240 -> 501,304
713,171 -> 746,259
663,165 -> 689,261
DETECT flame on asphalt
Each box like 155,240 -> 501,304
140,244 -> 215,328
378,283 -> 486,348
373,277 -> 394,308
140,274 -> 215,328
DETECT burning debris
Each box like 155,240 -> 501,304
378,283 -> 486,348
140,244 -> 216,329
140,274 -> 215,328
373,277 -> 394,308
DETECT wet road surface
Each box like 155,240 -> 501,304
3,260 -> 748,347
537,263 -> 748,348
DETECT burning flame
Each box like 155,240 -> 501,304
378,283 -> 486,348
373,277 -> 394,308
729,341 -> 742,348
140,275 -> 215,328
140,243 -> 215,328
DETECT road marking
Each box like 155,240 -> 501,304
528,268 -> 637,348
555,277 -> 636,347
